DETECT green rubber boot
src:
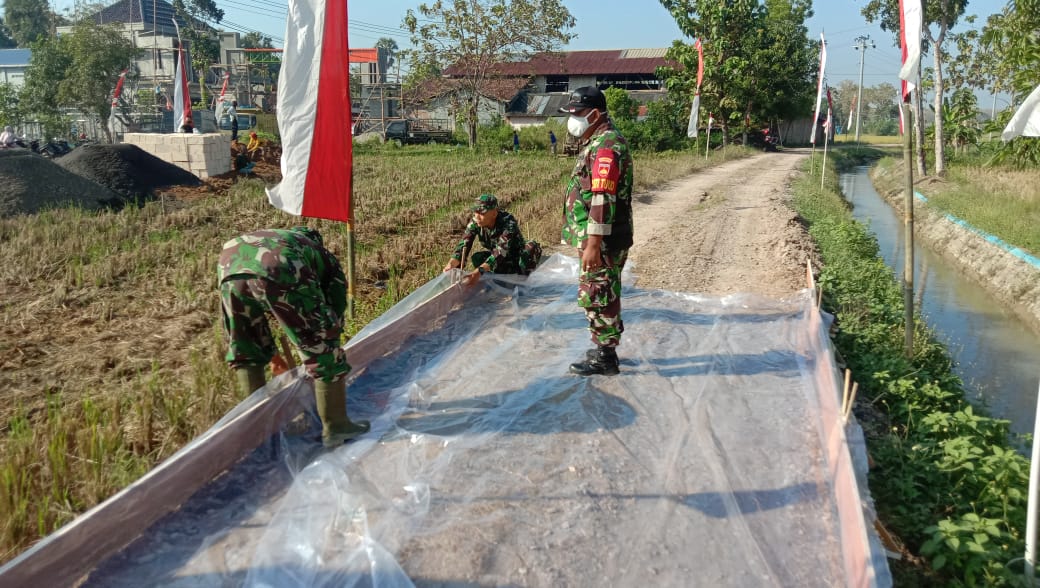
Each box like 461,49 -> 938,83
314,377 -> 370,448
235,365 -> 267,395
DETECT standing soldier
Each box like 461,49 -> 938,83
559,86 -> 634,376
218,227 -> 369,448
444,194 -> 542,287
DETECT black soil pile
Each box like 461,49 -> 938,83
0,149 -> 122,217
57,144 -> 201,201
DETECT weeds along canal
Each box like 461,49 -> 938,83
840,166 -> 1040,437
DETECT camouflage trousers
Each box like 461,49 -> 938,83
471,240 -> 543,275
578,248 -> 628,347
219,277 -> 351,382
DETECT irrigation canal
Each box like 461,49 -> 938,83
840,167 -> 1040,437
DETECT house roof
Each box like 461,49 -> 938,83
446,48 -> 672,77
92,0 -> 193,31
404,76 -> 531,106
0,49 -> 31,67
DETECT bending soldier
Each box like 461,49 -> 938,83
218,227 -> 369,448
443,193 -> 542,287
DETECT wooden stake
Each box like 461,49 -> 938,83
844,382 -> 859,420
841,369 -> 852,417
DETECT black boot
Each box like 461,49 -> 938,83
569,346 -> 620,376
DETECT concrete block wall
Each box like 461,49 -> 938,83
123,133 -> 232,179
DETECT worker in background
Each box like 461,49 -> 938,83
218,227 -> 369,448
513,129 -> 520,154
228,100 -> 239,142
549,129 -> 557,155
246,131 -> 262,156
443,194 -> 542,287
559,86 -> 634,377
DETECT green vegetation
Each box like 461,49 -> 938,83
793,149 -> 1031,586
0,144 -> 750,564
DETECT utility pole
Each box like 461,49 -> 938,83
853,35 -> 875,142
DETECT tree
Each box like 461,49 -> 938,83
0,18 -> 19,48
19,36 -> 72,137
0,82 -> 20,125
4,0 -> 52,47
20,21 -> 139,142
658,0 -> 816,144
404,0 -> 576,147
862,0 -> 970,176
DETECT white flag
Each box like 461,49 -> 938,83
811,33 -> 827,144
1002,84 -> 1040,141
687,93 -> 700,138
173,47 -> 193,131
899,0 -> 922,97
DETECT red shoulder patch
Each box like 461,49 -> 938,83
591,147 -> 619,194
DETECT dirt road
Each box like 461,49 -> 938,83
631,148 -> 815,295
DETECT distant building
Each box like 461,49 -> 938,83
0,49 -> 32,88
407,48 -> 673,127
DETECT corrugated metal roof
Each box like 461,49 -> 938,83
446,49 -> 674,77
93,0 -> 195,31
0,49 -> 31,67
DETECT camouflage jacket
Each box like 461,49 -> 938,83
217,228 -> 347,320
561,119 -> 634,252
451,210 -> 526,272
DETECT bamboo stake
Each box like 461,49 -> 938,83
844,382 -> 859,421
841,369 -> 852,417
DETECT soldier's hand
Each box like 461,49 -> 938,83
462,270 -> 482,287
443,259 -> 460,272
581,245 -> 603,272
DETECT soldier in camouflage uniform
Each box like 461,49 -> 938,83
559,86 -> 634,376
443,193 -> 542,287
217,227 -> 369,447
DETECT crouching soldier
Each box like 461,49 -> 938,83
218,227 -> 369,448
443,193 -> 543,286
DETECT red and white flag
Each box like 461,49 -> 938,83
1002,84 -> 1040,141
898,0 -> 922,100
266,0 -> 353,222
687,38 -> 704,138
811,33 -> 827,144
110,69 -> 128,108
173,47 -> 193,131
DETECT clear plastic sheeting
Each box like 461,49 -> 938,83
82,254 -> 889,587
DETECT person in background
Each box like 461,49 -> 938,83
246,131 -> 262,155
228,100 -> 239,142
513,129 -> 520,154
549,129 -> 557,155
218,227 -> 369,448
0,126 -> 17,147
443,194 -> 542,287
558,86 -> 634,377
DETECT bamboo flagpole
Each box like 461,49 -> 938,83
810,32 -> 827,172
1026,379 -> 1040,584
821,86 -> 833,189
899,0 -> 922,357
266,0 -> 357,318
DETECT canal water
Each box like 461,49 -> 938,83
839,167 -> 1040,437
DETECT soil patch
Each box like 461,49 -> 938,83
0,149 -> 122,217
56,144 -> 201,201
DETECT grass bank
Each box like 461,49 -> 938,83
792,150 -> 1031,586
0,144 -> 751,564
870,155 -> 1040,256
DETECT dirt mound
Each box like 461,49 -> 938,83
56,143 -> 201,200
0,149 -> 122,217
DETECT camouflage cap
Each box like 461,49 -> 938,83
471,193 -> 498,213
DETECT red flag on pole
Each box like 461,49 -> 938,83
687,38 -> 704,138
266,0 -> 353,222
110,69 -> 128,108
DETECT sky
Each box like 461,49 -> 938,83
50,0 -> 1011,101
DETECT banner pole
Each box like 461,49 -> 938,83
902,99 -> 915,356
346,219 -> 355,321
